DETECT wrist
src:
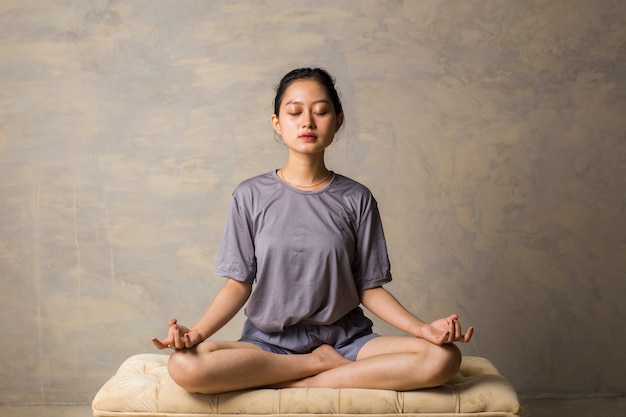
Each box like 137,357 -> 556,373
191,327 -> 207,341
407,321 -> 425,339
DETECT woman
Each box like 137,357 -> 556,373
153,68 -> 473,394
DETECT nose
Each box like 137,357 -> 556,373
302,112 -> 315,129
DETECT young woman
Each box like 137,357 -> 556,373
152,68 -> 473,394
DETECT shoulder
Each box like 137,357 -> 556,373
330,174 -> 380,215
231,171 -> 277,197
332,173 -> 375,200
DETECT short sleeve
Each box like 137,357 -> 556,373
215,195 -> 257,282
352,194 -> 392,290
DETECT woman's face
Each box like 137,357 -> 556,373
271,79 -> 344,156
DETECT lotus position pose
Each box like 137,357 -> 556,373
153,67 -> 473,394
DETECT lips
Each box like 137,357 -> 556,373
299,133 -> 317,141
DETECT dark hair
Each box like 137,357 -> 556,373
273,68 -> 343,117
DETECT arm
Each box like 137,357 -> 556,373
360,286 -> 473,345
152,278 -> 252,350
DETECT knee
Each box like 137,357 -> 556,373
167,350 -> 199,392
428,343 -> 462,387
167,342 -> 223,393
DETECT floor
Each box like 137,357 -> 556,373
520,396 -> 626,416
1,397 -> 625,416
0,406 -> 91,417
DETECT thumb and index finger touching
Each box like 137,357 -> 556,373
151,318 -> 182,350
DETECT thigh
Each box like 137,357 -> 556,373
356,335 -> 436,360
195,339 -> 264,354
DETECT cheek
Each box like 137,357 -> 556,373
318,117 -> 336,131
280,118 -> 301,132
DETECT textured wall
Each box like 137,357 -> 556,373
1,0 -> 624,405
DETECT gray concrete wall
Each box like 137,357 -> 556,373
1,0 -> 624,405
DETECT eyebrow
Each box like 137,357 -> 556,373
285,99 -> 331,106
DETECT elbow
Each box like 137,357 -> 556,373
359,286 -> 384,308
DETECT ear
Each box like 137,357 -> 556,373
335,113 -> 344,132
271,114 -> 281,134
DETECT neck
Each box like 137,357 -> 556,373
280,153 -> 332,189
284,152 -> 328,177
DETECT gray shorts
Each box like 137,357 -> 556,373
239,307 -> 378,361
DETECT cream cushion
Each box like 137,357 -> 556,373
92,354 -> 520,417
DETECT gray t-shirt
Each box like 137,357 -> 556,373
215,171 -> 392,333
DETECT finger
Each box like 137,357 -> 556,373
158,325 -> 178,349
173,325 -> 185,349
153,337 -> 177,350
453,319 -> 462,339
167,323 -> 177,341
447,320 -> 455,343
183,333 -> 192,349
463,326 -> 474,343
168,318 -> 178,327
151,337 -> 168,349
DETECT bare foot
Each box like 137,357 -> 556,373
269,345 -> 351,389
311,344 -> 352,371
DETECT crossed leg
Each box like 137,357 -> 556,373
167,336 -> 460,394
167,340 -> 351,394
278,336 -> 461,390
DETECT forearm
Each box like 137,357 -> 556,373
360,286 -> 426,338
191,278 -> 252,340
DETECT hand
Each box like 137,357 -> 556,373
421,314 -> 473,345
151,318 -> 204,350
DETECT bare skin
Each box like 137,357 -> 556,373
165,340 -> 351,394
152,78 -> 474,394
278,337 -> 461,390
153,279 -> 471,395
